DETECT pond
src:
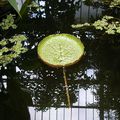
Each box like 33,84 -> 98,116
0,0 -> 120,120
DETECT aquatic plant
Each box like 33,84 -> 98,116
72,16 -> 120,35
0,34 -> 28,68
82,0 -> 120,8
37,34 -> 84,67
37,34 -> 84,107
0,14 -> 17,30
110,0 -> 120,8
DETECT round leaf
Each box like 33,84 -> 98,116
37,34 -> 84,67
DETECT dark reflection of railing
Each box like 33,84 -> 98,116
1,42 -> 120,120
28,86 -> 118,120
27,79 -> 119,120
1,66 -> 120,120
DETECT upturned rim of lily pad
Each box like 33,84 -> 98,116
37,33 -> 84,68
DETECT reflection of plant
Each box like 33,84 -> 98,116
17,64 -> 78,111
0,35 -> 28,68
72,15 -> 120,34
90,70 -> 120,119
28,1 -> 44,18
0,14 -> 17,30
28,1 -> 40,9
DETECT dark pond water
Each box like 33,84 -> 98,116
0,0 -> 120,120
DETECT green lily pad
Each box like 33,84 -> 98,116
37,34 -> 84,67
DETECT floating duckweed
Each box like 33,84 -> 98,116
82,0 -> 120,8
0,34 -> 28,68
0,47 -> 9,55
72,15 -> 120,35
110,0 -> 120,8
116,27 -> 120,33
9,34 -> 27,43
93,20 -> 108,30
0,39 -> 7,46
0,14 -> 17,30
71,23 -> 90,28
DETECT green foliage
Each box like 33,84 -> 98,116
7,0 -> 31,17
20,0 -> 31,17
0,35 -> 28,68
0,14 -> 17,30
72,16 -> 120,35
8,0 -> 21,17
110,0 -> 120,8
72,23 -> 90,28
83,0 -> 120,8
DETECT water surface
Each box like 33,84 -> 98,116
0,0 -> 120,120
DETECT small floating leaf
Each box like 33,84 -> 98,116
37,34 -> 84,67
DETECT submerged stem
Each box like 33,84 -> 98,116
63,67 -> 71,108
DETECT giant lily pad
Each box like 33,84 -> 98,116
37,34 -> 84,67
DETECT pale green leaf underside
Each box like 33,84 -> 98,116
37,34 -> 84,67
8,0 -> 21,17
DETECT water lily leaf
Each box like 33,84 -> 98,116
37,34 -> 84,67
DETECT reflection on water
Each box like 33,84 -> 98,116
0,0 -> 120,120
